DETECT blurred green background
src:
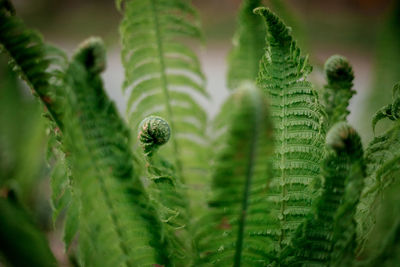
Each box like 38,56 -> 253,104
1,0 -> 399,265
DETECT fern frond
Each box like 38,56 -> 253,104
196,83 -> 275,266
281,122 -> 364,266
0,198 -> 56,267
139,116 -> 195,265
356,82 -> 400,249
62,37 -> 168,266
328,125 -> 365,266
118,0 -> 210,216
254,7 -> 325,251
322,55 -> 355,128
0,0 -> 67,128
227,0 -> 265,90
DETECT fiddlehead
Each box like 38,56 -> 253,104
139,116 -> 194,265
61,37 -> 169,266
323,55 -> 355,128
281,122 -> 364,266
138,116 -> 171,158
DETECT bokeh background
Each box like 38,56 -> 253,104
1,0 -> 399,265
7,0 -> 400,137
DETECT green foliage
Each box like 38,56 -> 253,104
197,83 -> 274,266
118,0 -> 210,216
2,0 -> 400,266
323,55 -> 355,128
255,7 -> 325,252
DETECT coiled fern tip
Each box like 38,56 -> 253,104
326,122 -> 362,156
73,37 -> 106,74
139,116 -> 171,157
324,55 -> 354,85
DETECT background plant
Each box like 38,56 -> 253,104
1,0 -> 400,266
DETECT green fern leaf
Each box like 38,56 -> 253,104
356,82 -> 400,249
0,0 -> 67,128
281,122 -> 364,266
62,38 -> 168,267
254,7 -> 325,251
227,0 -> 265,90
118,0 -> 209,214
322,55 -> 355,128
196,83 -> 275,266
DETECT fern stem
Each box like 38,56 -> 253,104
149,0 -> 182,180
279,82 -> 288,250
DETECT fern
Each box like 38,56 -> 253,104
254,7 -> 325,251
0,0 -> 67,128
227,0 -> 265,90
117,0 -> 210,215
356,82 -> 400,249
4,1 -> 400,266
196,83 -> 275,266
322,55 -> 355,128
281,122 -> 364,266
138,116 -> 195,265
61,38 -> 169,266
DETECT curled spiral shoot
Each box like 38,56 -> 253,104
323,55 -> 355,127
138,116 -> 171,157
326,122 -> 362,158
324,55 -> 354,85
73,37 -> 106,74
